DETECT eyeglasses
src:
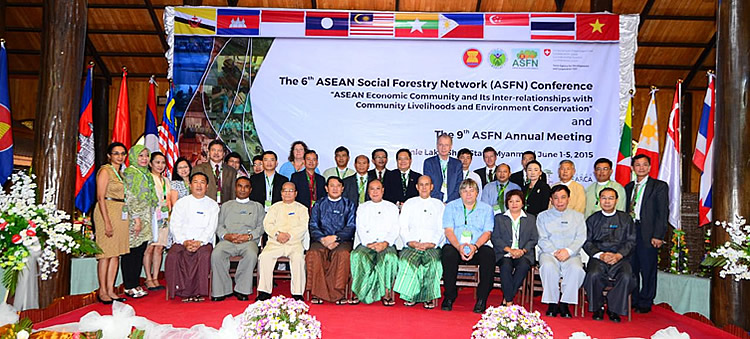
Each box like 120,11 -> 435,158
281,189 -> 296,193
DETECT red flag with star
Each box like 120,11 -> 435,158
576,14 -> 618,41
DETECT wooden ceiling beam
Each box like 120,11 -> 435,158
475,0 -> 482,13
144,0 -> 169,52
7,49 -> 164,58
7,2 -> 167,9
683,33 -> 717,87
590,0 -> 613,13
634,64 -> 711,71
8,27 -> 161,35
644,15 -> 715,21
555,0 -> 566,12
638,0 -> 656,31
639,41 -> 709,48
9,70 -> 166,78
86,36 -> 112,84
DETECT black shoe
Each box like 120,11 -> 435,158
607,311 -> 621,323
112,296 -> 127,302
558,303 -> 572,318
441,298 -> 454,311
473,299 -> 487,314
234,292 -> 249,301
545,303 -> 559,317
592,310 -> 604,321
634,306 -> 651,313
255,292 -> 272,301
292,295 -> 304,301
97,295 -> 113,305
211,295 -> 226,302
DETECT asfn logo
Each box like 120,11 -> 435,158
511,48 -> 539,69
463,48 -> 482,68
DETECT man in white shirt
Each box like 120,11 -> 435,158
458,148 -> 483,198
322,146 -> 355,180
350,180 -> 400,305
393,175 -> 446,309
166,172 -> 220,302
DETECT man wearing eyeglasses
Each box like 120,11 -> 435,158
584,158 -> 627,218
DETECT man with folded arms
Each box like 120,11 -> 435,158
256,182 -> 309,301
350,180 -> 400,305
166,172 -> 220,302
210,177 -> 264,301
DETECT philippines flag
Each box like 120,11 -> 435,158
693,74 -> 715,226
634,89 -> 661,178
75,64 -> 96,212
484,13 -> 530,40
158,85 -> 179,178
143,77 -> 159,154
306,11 -> 349,37
260,10 -> 305,37
438,13 -> 483,39
657,81 -> 682,229
530,13 -> 576,40
0,40 -> 14,185
217,8 -> 260,36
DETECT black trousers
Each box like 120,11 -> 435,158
584,258 -> 634,315
631,223 -> 658,309
498,257 -> 531,303
441,245 -> 495,301
121,241 -> 148,289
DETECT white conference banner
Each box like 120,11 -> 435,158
251,38 -> 620,185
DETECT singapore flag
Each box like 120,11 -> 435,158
484,13 -> 530,40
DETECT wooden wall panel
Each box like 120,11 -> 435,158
636,47 -> 702,65
5,6 -> 42,27
639,20 -> 715,43
614,0 -> 648,14
90,35 -> 166,53
237,0 -> 315,8
479,0 -> 556,12
650,0 -> 715,16
8,78 -> 39,121
88,8 -> 156,30
398,0 -> 477,12
3,32 -> 42,50
562,0 -> 589,12
7,54 -> 39,72
104,57 -> 168,75
317,0 -> 396,11
635,69 -> 687,87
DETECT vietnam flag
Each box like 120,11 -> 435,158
112,68 -> 131,163
395,13 -> 438,38
576,14 -> 619,41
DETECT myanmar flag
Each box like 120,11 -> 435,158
615,95 -> 633,186
395,13 -> 438,38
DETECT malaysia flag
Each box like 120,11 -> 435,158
438,13 -> 483,39
217,8 -> 260,36
350,12 -> 394,37
530,13 -> 576,40
306,11 -> 349,37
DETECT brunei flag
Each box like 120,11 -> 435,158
615,94 -> 633,187
395,13 -> 438,38
175,7 -> 216,35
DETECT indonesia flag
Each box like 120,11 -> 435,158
657,81 -> 682,229
635,89 -> 660,178
143,77 -> 159,154
75,64 -> 96,213
260,10 -> 305,37
693,74 -> 715,226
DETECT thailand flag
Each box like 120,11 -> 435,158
530,13 -> 576,40
0,40 -> 13,185
217,8 -> 260,36
693,74 -> 715,226
143,77 -> 159,154
75,65 -> 96,212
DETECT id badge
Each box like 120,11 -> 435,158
459,230 -> 472,244
121,211 -> 128,220
265,200 -> 272,208
493,204 -> 501,211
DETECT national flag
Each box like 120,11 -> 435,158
484,13 -> 530,40
349,12 -> 394,37
657,81 -> 682,229
0,40 -> 14,185
158,84 -> 179,178
693,73 -> 715,226
634,88 -> 660,178
75,64 -> 96,212
438,13 -> 483,39
530,13 -> 576,40
217,8 -> 260,36
260,10 -> 305,37
174,7 -> 217,35
615,93 -> 633,187
112,68 -> 131,165
395,13 -> 438,38
143,76 -> 159,153
576,14 -> 619,41
306,11 -> 349,37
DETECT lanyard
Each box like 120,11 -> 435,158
463,202 -> 477,225
336,168 -> 348,179
511,217 -> 521,248
524,184 -> 532,205
306,172 -> 316,202
111,165 -> 123,182
496,182 -> 508,206
358,176 -> 366,194
595,181 -> 611,205
160,176 -> 167,200
265,174 -> 273,201
632,181 -> 646,205
184,179 -> 191,194
441,162 -> 448,182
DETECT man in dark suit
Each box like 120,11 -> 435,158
368,148 -> 388,182
343,155 -> 376,206
384,149 -> 421,205
423,133 -> 462,202
625,154 -> 668,314
192,140 -> 237,204
509,150 -> 548,187
291,150 -> 326,210
474,146 -> 498,188
249,150 -> 288,211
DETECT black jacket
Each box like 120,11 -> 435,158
492,213 -> 538,264
383,169 -> 421,204
510,170 -> 548,188
625,178 -> 669,242
342,172 -> 377,206
248,172 -> 289,206
290,171 -> 326,209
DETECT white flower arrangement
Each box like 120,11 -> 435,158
236,296 -> 321,339
702,214 -> 750,281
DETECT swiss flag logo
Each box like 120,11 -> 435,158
544,49 -> 551,56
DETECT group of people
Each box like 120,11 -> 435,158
93,134 -> 668,322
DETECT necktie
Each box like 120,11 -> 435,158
487,168 -> 492,184
214,165 -> 222,191
359,176 -> 366,203
378,170 -> 383,181
401,172 -> 407,195
630,182 -> 641,219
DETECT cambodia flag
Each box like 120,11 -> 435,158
306,11 -> 349,37
217,8 -> 260,36
143,77 -> 159,153
0,41 -> 13,185
75,65 -> 96,212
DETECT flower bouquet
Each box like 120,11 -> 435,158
0,172 -> 101,294
702,214 -> 750,281
236,296 -> 321,339
471,305 -> 553,339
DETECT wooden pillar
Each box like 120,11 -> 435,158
712,0 -> 750,330
680,92 -> 692,192
93,77 -> 110,168
590,0 -> 612,12
32,0 -> 87,307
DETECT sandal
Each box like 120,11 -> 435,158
311,297 -> 323,305
182,296 -> 196,303
381,298 -> 395,306
193,295 -> 205,302
348,297 -> 360,305
404,301 -> 417,307
424,300 -> 436,309
335,299 -> 349,305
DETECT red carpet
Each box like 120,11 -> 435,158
36,281 -> 737,339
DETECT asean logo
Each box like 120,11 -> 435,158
489,49 -> 507,69
463,49 -> 482,68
